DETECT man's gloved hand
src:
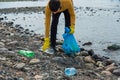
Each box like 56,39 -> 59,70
42,38 -> 50,51
69,25 -> 75,34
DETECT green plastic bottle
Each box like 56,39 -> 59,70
18,50 -> 34,58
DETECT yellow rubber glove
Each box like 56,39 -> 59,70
42,38 -> 50,51
70,25 -> 75,34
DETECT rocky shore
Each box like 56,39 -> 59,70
0,7 -> 120,80
0,7 -> 45,14
0,21 -> 120,80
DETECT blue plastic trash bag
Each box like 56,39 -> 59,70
62,27 -> 80,55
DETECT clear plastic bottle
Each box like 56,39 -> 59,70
65,67 -> 77,76
18,50 -> 34,58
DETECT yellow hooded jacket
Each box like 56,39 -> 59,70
44,0 -> 75,38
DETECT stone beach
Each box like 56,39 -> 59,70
0,7 -> 120,80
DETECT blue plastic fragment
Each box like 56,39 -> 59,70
65,67 -> 77,76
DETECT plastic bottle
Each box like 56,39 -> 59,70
65,67 -> 77,76
18,50 -> 34,58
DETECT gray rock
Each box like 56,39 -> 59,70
0,57 -> 6,61
0,48 -> 8,54
29,59 -> 40,64
0,42 -> 5,46
107,44 -> 120,50
0,47 -> 8,51
13,63 -> 25,69
113,68 -> 120,76
18,77 -> 24,80
7,41 -> 18,46
51,57 -> 65,64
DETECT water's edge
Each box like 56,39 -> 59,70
0,7 -> 45,14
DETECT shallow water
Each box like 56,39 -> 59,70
0,0 -> 120,9
0,0 -> 120,61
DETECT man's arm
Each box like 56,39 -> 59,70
45,4 -> 51,38
68,0 -> 75,26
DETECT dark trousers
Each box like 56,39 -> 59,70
50,9 -> 70,49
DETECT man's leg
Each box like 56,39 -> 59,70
63,9 -> 70,29
50,13 -> 61,49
